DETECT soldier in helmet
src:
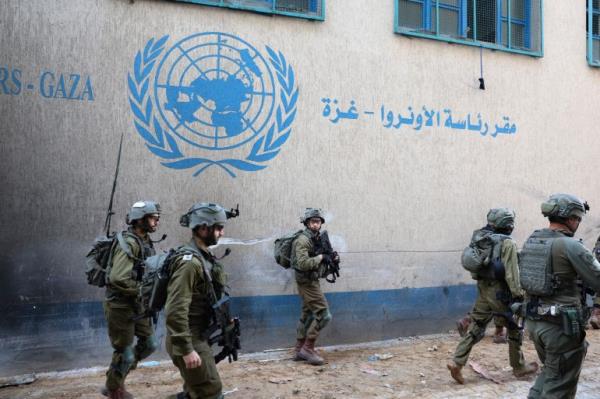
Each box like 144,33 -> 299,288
521,194 -> 600,398
587,236 -> 600,329
448,208 -> 538,384
102,201 -> 161,399
291,208 -> 338,366
164,203 -> 233,399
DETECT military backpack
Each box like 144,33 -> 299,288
274,230 -> 304,269
461,228 -> 509,280
138,248 -> 180,318
85,232 -> 143,287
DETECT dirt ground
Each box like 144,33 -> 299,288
3,328 -> 600,399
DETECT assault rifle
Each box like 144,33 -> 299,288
206,296 -> 241,364
493,301 -> 525,331
313,231 -> 341,283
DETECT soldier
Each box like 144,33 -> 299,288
588,236 -> 600,329
291,208 -> 338,366
521,194 -> 600,399
102,201 -> 161,399
456,314 -> 507,343
165,203 -> 233,399
447,208 -> 538,384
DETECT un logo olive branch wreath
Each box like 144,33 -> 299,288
127,35 -> 298,177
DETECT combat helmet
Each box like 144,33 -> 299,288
541,193 -> 589,219
301,208 -> 325,224
126,201 -> 161,225
180,202 -> 228,230
487,208 -> 516,230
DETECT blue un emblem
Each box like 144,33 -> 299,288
127,32 -> 298,177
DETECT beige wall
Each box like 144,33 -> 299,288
1,0 -> 599,302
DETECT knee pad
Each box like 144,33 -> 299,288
316,309 -> 332,330
136,335 -> 159,360
137,335 -> 159,358
112,346 -> 135,375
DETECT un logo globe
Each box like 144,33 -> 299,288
153,32 -> 276,151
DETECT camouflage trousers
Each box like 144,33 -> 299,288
527,319 -> 588,399
296,279 -> 331,341
166,335 -> 223,399
452,280 -> 526,370
103,301 -> 157,390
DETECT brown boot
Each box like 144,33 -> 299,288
298,339 -> 324,365
492,326 -> 507,344
456,316 -> 471,337
513,362 -> 539,377
292,339 -> 305,361
447,362 -> 464,384
590,308 -> 600,329
101,386 -> 133,399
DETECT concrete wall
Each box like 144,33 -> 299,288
1,0 -> 600,376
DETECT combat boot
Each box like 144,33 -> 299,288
455,316 -> 471,337
492,326 -> 507,344
513,362 -> 538,378
292,339 -> 305,361
101,386 -> 133,399
298,339 -> 324,365
590,308 -> 600,329
447,361 -> 464,384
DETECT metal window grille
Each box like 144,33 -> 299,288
396,0 -> 542,56
173,0 -> 324,20
588,0 -> 600,66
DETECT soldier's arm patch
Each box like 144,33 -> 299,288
182,254 -> 193,261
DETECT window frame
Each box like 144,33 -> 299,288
588,0 -> 600,67
172,0 -> 325,21
395,0 -> 543,58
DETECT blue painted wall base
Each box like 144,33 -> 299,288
0,284 -> 476,377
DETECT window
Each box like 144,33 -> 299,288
173,0 -> 324,20
588,0 -> 600,66
396,0 -> 542,56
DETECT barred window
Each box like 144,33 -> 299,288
588,0 -> 600,66
172,0 -> 324,20
396,0 -> 542,56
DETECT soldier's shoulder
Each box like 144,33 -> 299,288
294,232 -> 311,245
121,231 -> 143,247
500,237 -> 518,248
170,252 -> 204,277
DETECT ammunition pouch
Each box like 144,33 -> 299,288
526,301 -> 585,336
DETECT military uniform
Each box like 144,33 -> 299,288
292,229 -> 330,342
165,202 -> 237,399
588,237 -> 600,329
452,238 -> 529,370
448,208 -> 537,384
165,239 -> 226,399
523,229 -> 600,398
104,228 -> 158,392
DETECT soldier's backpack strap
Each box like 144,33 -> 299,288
116,231 -> 144,261
178,245 -> 219,303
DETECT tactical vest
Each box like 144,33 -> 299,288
519,229 -> 564,297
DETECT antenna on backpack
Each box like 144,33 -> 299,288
103,132 -> 124,237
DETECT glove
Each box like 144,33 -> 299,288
321,254 -> 332,265
332,251 -> 340,264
